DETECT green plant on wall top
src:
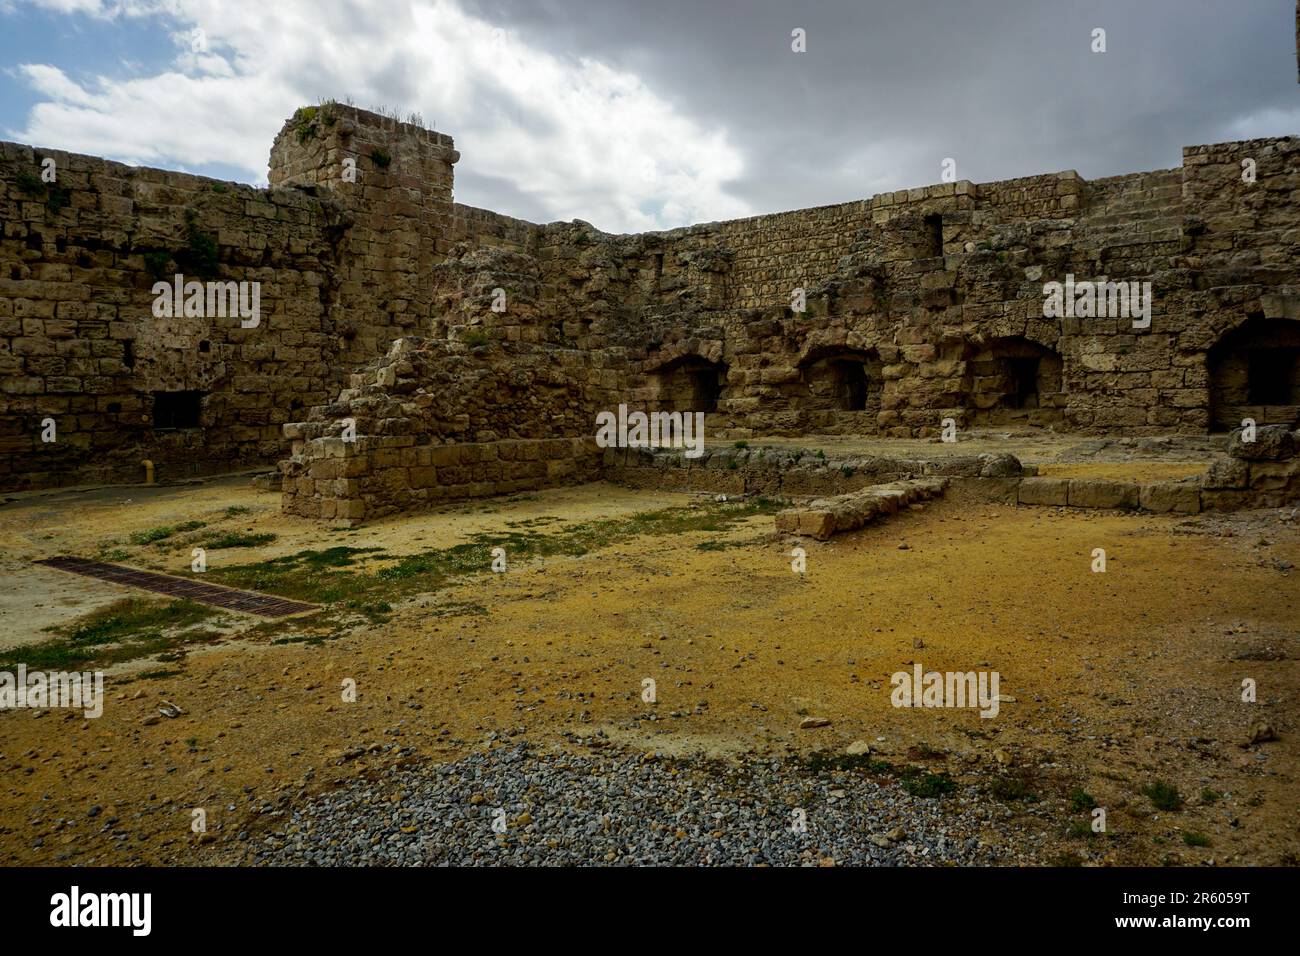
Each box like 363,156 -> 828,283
13,164 -> 72,218
291,101 -> 339,144
177,211 -> 220,278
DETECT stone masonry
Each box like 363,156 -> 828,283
3,103 -> 1300,524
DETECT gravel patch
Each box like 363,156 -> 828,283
243,743 -> 1051,866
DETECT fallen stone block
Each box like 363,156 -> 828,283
1228,425 -> 1298,461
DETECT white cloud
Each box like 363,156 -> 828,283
8,0 -> 751,231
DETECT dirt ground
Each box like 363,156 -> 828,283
0,461 -> 1295,867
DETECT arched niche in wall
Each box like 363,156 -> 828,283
794,347 -> 884,431
965,336 -> 1065,426
1208,314 -> 1300,430
650,355 -> 730,415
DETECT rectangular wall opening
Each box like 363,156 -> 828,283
1248,350 -> 1300,405
152,391 -> 203,430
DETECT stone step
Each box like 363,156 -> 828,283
775,477 -> 949,540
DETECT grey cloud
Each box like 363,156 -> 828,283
454,0 -> 1298,224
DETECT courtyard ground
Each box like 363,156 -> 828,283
0,432 -> 1295,866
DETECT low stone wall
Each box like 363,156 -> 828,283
1199,425 -> 1300,509
602,425 -> 1300,518
281,434 -> 602,524
1016,476 -> 1201,513
775,477 -> 949,540
603,445 -> 1024,499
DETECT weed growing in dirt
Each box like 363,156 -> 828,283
1,599 -> 217,669
1069,787 -> 1098,812
798,750 -> 892,775
901,767 -> 957,798
129,521 -> 206,545
1141,780 -> 1184,811
205,501 -> 780,612
200,531 -> 277,550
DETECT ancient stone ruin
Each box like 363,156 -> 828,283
4,103 -> 1300,523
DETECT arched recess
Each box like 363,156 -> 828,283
967,336 -> 1064,425
796,347 -> 884,421
1208,315 -> 1300,430
651,356 -> 730,414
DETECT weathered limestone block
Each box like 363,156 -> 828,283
1067,479 -> 1140,509
1138,482 -> 1202,514
1204,457 -> 1250,490
777,477 -> 948,540
1018,476 -> 1070,506
1248,458 -> 1300,494
978,453 -> 1024,477
1227,425 -> 1298,461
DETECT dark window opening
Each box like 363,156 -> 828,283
923,214 -> 943,257
830,360 -> 869,411
689,368 -> 722,413
1004,357 -> 1040,409
153,391 -> 203,430
198,340 -> 210,353
654,253 -> 665,279
1248,350 -> 1300,405
106,402 -> 121,414
122,339 -> 135,369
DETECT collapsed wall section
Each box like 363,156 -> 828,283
279,336 -> 605,524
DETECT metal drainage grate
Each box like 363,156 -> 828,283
35,556 -> 317,618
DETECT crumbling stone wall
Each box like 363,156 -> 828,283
280,336 -> 605,523
3,102 -> 1300,518
0,143 -> 351,488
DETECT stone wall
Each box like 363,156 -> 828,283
0,142 -> 350,488
3,101 -> 1300,516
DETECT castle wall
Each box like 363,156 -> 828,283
3,103 -> 1299,515
0,142 -> 350,488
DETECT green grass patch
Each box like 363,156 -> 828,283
0,598 -> 217,670
129,520 -> 206,545
202,501 -> 781,616
990,774 -> 1038,803
1141,780 -> 1184,812
1069,787 -> 1098,813
200,531 -> 277,550
1182,831 -> 1211,848
797,750 -> 892,775
1066,819 -> 1096,839
900,767 -> 957,798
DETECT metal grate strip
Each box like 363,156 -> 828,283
35,556 -> 317,618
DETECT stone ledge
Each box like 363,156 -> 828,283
775,477 -> 949,540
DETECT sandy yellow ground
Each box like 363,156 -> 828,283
0,473 -> 1295,866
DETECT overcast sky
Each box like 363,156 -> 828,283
1,0 -> 1297,232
